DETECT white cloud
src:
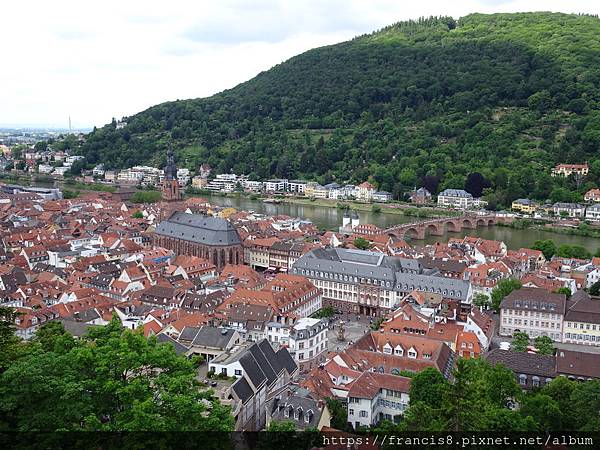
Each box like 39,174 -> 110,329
1,0 -> 598,128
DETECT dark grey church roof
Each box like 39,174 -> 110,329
258,340 -> 284,374
154,211 -> 241,246
248,343 -> 277,386
240,352 -> 266,389
276,348 -> 298,376
232,377 -> 253,404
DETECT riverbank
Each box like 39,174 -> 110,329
497,219 -> 600,239
187,189 -> 462,219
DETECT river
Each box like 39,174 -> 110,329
208,195 -> 600,252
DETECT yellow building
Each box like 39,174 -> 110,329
511,199 -> 537,214
562,293 -> 600,346
304,181 -> 318,198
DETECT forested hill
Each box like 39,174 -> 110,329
78,12 -> 600,208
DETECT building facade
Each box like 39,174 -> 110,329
288,317 -> 328,373
499,288 -> 566,342
153,211 -> 244,270
292,248 -> 472,317
437,189 -> 474,209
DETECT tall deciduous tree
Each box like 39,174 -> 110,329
0,318 -> 233,432
491,279 -> 522,312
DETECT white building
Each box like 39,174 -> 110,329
243,180 -> 264,192
38,164 -> 54,174
586,204 -> 600,222
437,189 -> 475,209
347,372 -> 411,428
288,317 -> 328,373
264,179 -> 288,193
288,180 -> 307,195
177,168 -> 191,186
499,288 -> 566,342
372,191 -> 393,202
553,202 -> 585,218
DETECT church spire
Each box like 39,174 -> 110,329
164,143 -> 177,181
162,143 -> 182,202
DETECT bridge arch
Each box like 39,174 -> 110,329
462,218 -> 475,229
425,223 -> 442,237
445,220 -> 460,233
403,227 -> 420,240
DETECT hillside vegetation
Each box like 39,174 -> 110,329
78,13 -> 600,208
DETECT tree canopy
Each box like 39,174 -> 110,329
0,317 -> 234,432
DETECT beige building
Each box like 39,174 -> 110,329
499,288 -> 566,342
563,291 -> 600,346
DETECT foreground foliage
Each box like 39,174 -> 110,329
0,318 -> 234,432
373,360 -> 600,439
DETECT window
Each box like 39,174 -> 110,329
519,374 -> 527,386
359,411 -> 368,418
298,353 -> 304,360
349,409 -> 354,415
234,369 -> 242,376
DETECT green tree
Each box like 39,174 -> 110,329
353,237 -> 370,250
554,287 -> 571,298
409,367 -> 449,409
533,336 -> 554,355
520,394 -> 562,432
491,279 -> 522,313
512,331 -> 530,352
473,293 -> 490,309
590,280 -> 600,296
556,244 -> 591,259
540,376 -> 576,430
0,318 -> 233,431
0,307 -> 22,372
132,211 -> 144,219
570,380 -> 600,431
531,239 -> 556,260
326,398 -> 349,431
62,189 -> 80,199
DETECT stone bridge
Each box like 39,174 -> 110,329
384,215 -> 507,240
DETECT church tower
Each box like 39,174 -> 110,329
162,144 -> 182,202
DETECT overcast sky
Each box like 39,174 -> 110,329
2,0 -> 599,129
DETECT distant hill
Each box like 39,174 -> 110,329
78,12 -> 600,208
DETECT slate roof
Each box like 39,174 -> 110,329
232,377 -> 254,404
484,349 -> 556,378
293,248 -> 471,301
565,292 -> 600,324
240,352 -> 267,389
156,333 -> 188,355
276,348 -> 298,376
190,326 -> 237,349
230,339 -> 298,406
500,288 -> 566,315
270,392 -> 322,430
154,211 -> 241,246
